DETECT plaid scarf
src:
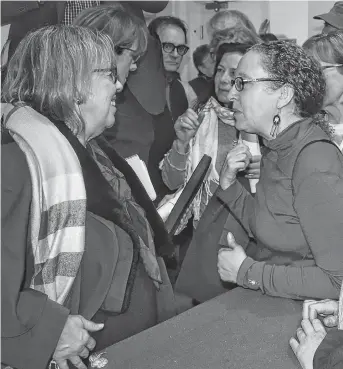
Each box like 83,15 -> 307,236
87,140 -> 162,288
62,0 -> 100,25
3,105 -> 86,304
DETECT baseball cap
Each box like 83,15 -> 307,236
313,1 -> 343,29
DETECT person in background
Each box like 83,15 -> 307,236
216,41 -> 343,300
2,25 -> 176,369
74,2 -> 173,203
259,32 -> 278,42
290,284 -> 343,369
209,25 -> 261,60
189,44 -> 216,104
303,30 -> 343,151
148,16 -> 193,121
207,9 -> 257,39
313,1 -> 343,34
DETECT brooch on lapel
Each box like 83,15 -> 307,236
89,352 -> 108,368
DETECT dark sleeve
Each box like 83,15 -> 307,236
1,1 -> 39,25
216,180 -> 256,238
1,143 -> 69,369
125,1 -> 169,13
313,330 -> 343,369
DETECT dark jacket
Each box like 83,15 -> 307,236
1,140 -> 175,369
314,330 -> 343,369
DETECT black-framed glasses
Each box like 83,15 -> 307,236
231,76 -> 283,92
115,46 -> 141,63
162,42 -> 189,56
322,64 -> 343,70
92,67 -> 118,84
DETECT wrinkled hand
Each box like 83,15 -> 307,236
302,299 -> 339,328
53,315 -> 104,369
289,319 -> 327,369
217,232 -> 247,283
245,154 -> 261,179
174,108 -> 201,151
220,143 -> 252,190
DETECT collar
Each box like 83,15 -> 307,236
165,71 -> 180,84
263,117 -> 312,152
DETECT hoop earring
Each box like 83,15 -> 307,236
270,110 -> 281,137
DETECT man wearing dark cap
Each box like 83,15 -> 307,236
314,1 -> 343,34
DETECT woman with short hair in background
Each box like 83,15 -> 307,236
303,30 -> 343,151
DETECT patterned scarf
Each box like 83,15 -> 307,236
3,104 -> 86,304
87,141 -> 162,288
160,97 -> 236,233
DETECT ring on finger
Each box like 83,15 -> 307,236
79,346 -> 90,359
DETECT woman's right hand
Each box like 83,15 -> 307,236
53,315 -> 104,369
302,299 -> 339,328
220,143 -> 252,190
174,108 -> 201,152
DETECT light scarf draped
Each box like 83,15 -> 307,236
3,104 -> 86,305
161,97 -> 236,234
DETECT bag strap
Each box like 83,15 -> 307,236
291,138 -> 342,197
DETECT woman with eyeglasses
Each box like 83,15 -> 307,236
2,25 -> 177,369
74,4 -> 178,204
216,41 -> 343,301
303,30 -> 343,151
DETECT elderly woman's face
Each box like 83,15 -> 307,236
214,52 -> 242,106
116,40 -> 139,86
320,62 -> 343,107
79,66 -> 123,141
158,25 -> 186,72
228,51 -> 280,137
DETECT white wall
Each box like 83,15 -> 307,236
149,0 -> 336,81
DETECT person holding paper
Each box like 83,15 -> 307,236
217,41 -> 343,300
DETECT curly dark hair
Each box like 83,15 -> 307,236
250,41 -> 326,119
148,16 -> 188,44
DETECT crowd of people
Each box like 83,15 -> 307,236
1,1 -> 343,369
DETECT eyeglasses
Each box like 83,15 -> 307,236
322,64 -> 343,70
231,76 -> 283,92
115,46 -> 141,63
161,42 -> 189,56
92,67 -> 118,84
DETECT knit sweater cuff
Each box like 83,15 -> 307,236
237,257 -> 264,291
216,180 -> 243,205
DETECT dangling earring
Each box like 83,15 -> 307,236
270,109 -> 281,137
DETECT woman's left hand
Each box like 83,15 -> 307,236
289,319 -> 327,369
217,232 -> 247,283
